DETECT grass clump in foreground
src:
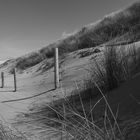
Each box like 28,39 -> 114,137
0,121 -> 27,140
90,45 -> 130,92
25,44 -> 139,139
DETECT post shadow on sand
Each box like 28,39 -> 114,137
1,88 -> 55,103
0,86 -> 17,92
0,90 -> 15,92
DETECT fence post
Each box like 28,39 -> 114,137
1,72 -> 4,88
13,68 -> 17,92
54,47 -> 59,89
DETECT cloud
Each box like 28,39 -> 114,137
0,61 -> 5,64
61,30 -> 77,38
62,31 -> 70,37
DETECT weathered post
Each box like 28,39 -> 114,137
13,68 -> 17,92
54,47 -> 59,89
1,72 -> 4,88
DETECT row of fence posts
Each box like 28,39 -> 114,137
0,68 -> 17,92
0,47 -> 59,92
0,48 -> 66,139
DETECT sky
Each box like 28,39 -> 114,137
0,0 -> 138,61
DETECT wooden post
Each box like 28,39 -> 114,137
54,47 -> 59,89
13,68 -> 17,92
1,72 -> 4,88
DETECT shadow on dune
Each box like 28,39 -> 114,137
1,88 -> 55,103
0,90 -> 15,92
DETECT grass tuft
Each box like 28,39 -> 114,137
22,43 -> 140,139
0,121 -> 27,140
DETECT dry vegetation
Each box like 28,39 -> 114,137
1,2 -> 140,72
1,2 -> 140,140
0,121 -> 27,140
19,43 -> 140,140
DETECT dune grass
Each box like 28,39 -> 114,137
0,121 -> 27,140
2,2 -> 140,73
24,84 -> 123,139
88,43 -> 139,92
18,43 -> 140,140
24,44 -> 138,139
